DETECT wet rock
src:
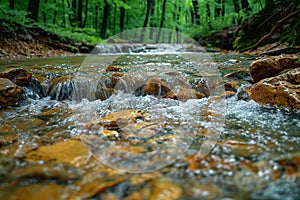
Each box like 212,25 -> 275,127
0,68 -> 32,86
86,110 -> 151,130
149,179 -> 182,200
224,81 -> 239,92
106,66 -> 122,72
96,88 -> 118,100
224,68 -> 252,82
188,183 -> 223,199
0,133 -> 18,146
95,75 -> 121,100
10,162 -> 80,182
0,78 -> 22,107
0,183 -> 67,200
185,154 -> 237,172
219,139 -> 266,157
0,156 -> 15,180
145,78 -> 171,96
249,56 -> 298,82
74,176 -> 125,199
248,68 -> 300,110
37,107 -> 72,120
163,89 -> 206,102
25,139 -> 88,165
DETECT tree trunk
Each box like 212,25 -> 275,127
264,0 -> 276,13
241,0 -> 251,13
221,0 -> 225,16
68,0 -> 77,27
27,0 -> 41,22
82,0 -> 88,28
215,0 -> 221,18
95,3 -> 99,33
140,0 -> 153,42
62,0 -> 66,27
9,0 -> 14,10
233,0 -> 240,13
192,0 -> 200,25
149,0 -> 155,39
42,0 -> 47,24
206,2 -> 212,29
120,0 -> 126,37
156,0 -> 167,43
53,0 -> 57,24
77,0 -> 83,27
101,0 -> 110,39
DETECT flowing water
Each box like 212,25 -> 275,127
0,50 -> 300,199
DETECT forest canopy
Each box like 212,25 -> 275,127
0,0 -> 299,48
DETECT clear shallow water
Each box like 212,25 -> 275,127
0,53 -> 300,199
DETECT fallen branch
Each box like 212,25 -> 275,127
259,46 -> 300,56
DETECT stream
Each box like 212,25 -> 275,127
0,49 -> 300,199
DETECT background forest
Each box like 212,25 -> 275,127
0,0 -> 300,49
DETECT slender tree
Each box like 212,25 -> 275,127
215,0 -> 222,17
140,0 -> 153,42
192,0 -> 201,25
27,0 -> 41,22
120,0 -> 126,36
241,0 -> 251,13
53,0 -> 57,24
9,0 -> 14,10
156,0 -> 167,43
77,0 -> 83,27
264,0 -> 276,13
101,0 -> 110,38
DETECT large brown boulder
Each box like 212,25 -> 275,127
0,78 -> 22,107
249,56 -> 299,82
0,68 -> 32,86
248,68 -> 300,110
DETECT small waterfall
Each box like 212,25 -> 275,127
92,43 -> 205,54
48,76 -> 100,101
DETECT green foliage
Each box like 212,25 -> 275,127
44,25 -> 103,44
0,4 -> 30,26
0,0 -> 270,45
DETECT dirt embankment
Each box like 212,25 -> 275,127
0,21 -> 95,60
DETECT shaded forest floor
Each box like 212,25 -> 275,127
0,20 -> 95,60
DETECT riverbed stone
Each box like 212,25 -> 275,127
163,89 -> 206,101
145,78 -> 171,96
25,139 -> 88,165
249,56 -> 298,82
0,68 -> 32,86
248,68 -> 300,110
149,178 -> 182,200
0,78 -> 22,107
86,110 -> 151,130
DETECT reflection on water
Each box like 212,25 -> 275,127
0,53 -> 299,199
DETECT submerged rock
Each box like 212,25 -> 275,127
248,68 -> 300,110
249,56 -> 299,82
86,110 -> 151,130
0,78 -> 22,107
